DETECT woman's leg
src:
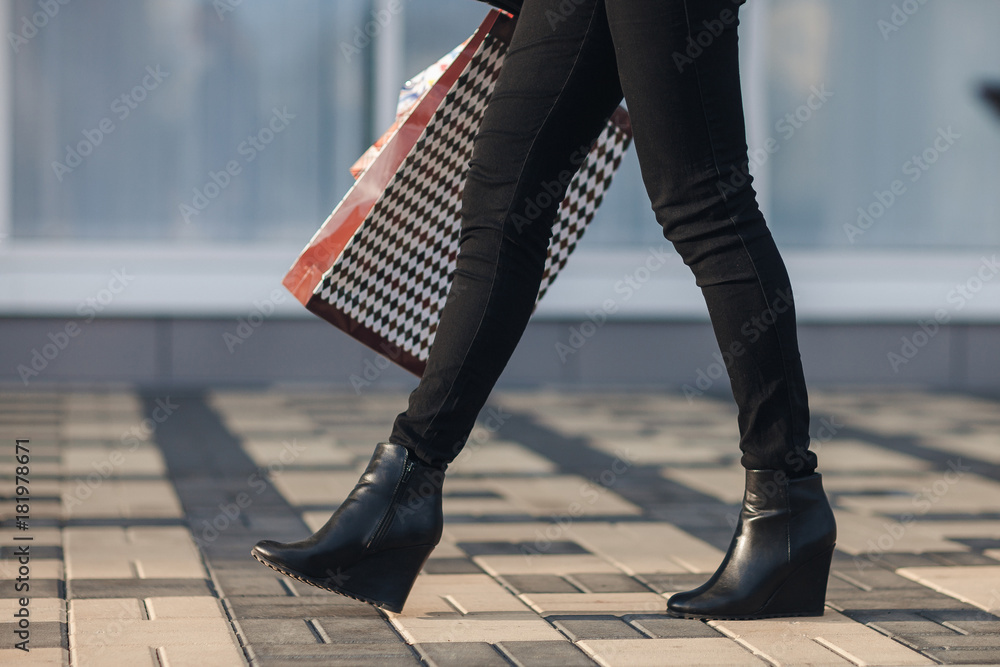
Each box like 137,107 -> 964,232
604,0 -> 815,475
602,0 -> 834,618
253,0 -> 627,613
390,0 -> 624,468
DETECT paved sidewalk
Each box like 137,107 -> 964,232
3,387 -> 1000,666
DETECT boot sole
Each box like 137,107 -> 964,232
666,545 -> 836,621
251,543 -> 434,614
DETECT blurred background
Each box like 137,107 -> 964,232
1,0 -> 998,392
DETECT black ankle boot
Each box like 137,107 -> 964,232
251,442 -> 443,613
667,469 -> 836,620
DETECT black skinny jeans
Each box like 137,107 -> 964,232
389,0 -> 817,476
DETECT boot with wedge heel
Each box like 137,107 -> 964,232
252,442 -> 443,613
667,469 -> 836,620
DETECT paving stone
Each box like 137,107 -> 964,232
578,638 -> 766,666
493,476 -> 642,518
476,554 -> 620,576
0,579 -> 63,599
458,540 -> 588,556
70,598 -> 145,621
69,617 -> 240,648
0,558 -> 63,581
443,521 -> 562,544
900,634 -> 1000,650
918,608 -> 1000,634
499,574 -> 581,594
449,440 -> 558,475
926,550 -> 1000,566
898,565 -> 1000,614
567,522 -> 723,574
825,575 -> 867,593
829,593 -> 970,611
225,596 -> 383,619
713,612 -> 937,666
250,642 -> 418,660
285,578 -> 378,599
67,578 -> 213,599
421,557 -> 484,575
258,656 -> 417,667
830,567 -> 932,590
29,389 -> 1000,663
0,621 -> 66,649
0,597 -> 65,623
497,640 -> 597,666
416,642 -> 509,667
159,643 -> 249,665
390,615 -> 565,643
868,617 -> 959,637
0,545 -> 63,560
874,553 -> 953,569
922,648 -> 1000,664
522,592 -> 667,615
312,617 -> 402,643
847,609 -> 939,624
624,614 -> 723,639
239,618 -> 320,644
215,570 -> 291,596
834,588 -> 963,603
0,647 -> 67,666
253,656 -> 419,667
633,573 -> 710,595
64,526 -> 204,579
570,573 -> 650,593
71,644 -> 158,667
550,615 -> 645,640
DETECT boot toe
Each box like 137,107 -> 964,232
665,591 -> 702,617
252,539 -> 290,565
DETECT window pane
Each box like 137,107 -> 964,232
762,0 -> 1000,249
11,0 -> 1000,250
12,0 -> 370,242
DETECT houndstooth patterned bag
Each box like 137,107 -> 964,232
283,10 -> 632,376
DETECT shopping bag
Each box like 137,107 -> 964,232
283,10 -> 632,376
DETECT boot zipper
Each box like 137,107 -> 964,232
367,460 -> 415,551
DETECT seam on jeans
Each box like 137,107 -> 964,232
415,5 -> 606,450
684,0 -> 804,461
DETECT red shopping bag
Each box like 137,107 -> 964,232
283,10 -> 632,376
